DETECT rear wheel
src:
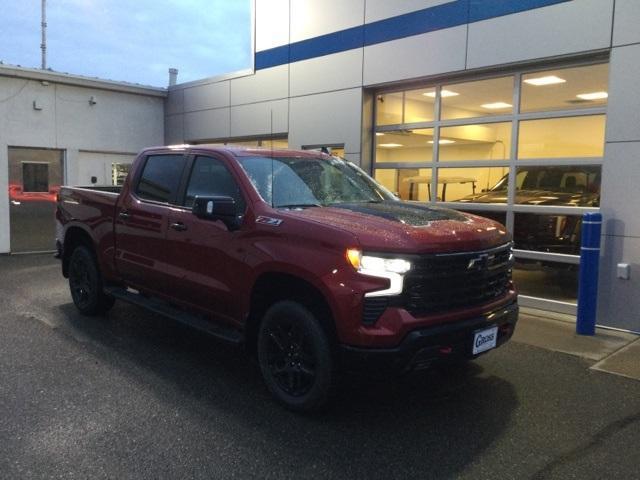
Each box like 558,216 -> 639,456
257,301 -> 334,412
68,245 -> 115,315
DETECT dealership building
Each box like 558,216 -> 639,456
1,0 -> 639,333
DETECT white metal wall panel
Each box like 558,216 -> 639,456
230,99 -> 288,138
183,81 -> 230,112
166,87 -> 184,116
600,142 -> 640,238
290,49 -> 363,97
288,89 -> 362,154
290,0 -> 365,43
230,65 -> 289,105
0,79 -> 56,148
256,0 -> 290,52
363,26 -> 466,86
184,107 -> 230,142
56,85 -> 164,152
77,151 -> 135,186
466,0 -> 614,69
597,234 -> 640,332
364,0 -> 451,23
612,0 -> 640,47
605,44 -> 640,143
165,115 -> 184,144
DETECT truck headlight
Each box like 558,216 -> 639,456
346,249 -> 411,297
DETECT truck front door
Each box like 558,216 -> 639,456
165,154 -> 248,327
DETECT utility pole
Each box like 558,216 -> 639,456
41,0 -> 47,69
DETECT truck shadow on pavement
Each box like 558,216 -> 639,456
56,300 -> 518,479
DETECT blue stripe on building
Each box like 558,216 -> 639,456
255,0 -> 570,70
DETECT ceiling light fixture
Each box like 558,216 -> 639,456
375,132 -> 384,136
576,91 -> 608,100
523,75 -> 566,86
481,102 -> 512,109
428,139 -> 456,144
423,89 -> 459,98
378,143 -> 403,148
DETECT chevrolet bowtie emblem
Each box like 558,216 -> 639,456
468,253 -> 489,270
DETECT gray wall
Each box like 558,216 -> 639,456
166,0 -> 635,331
0,71 -> 165,253
166,0 -> 615,162
597,0 -> 640,332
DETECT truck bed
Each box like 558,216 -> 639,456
56,185 -> 121,274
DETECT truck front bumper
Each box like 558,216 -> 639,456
339,301 -> 518,374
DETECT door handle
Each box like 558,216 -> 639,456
118,210 -> 131,220
170,222 -> 187,232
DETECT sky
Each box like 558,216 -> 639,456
0,0 -> 253,87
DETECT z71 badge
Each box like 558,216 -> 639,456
256,216 -> 283,226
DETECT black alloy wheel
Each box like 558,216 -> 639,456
68,245 -> 115,315
258,301 -> 334,412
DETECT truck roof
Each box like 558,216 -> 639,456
140,144 -> 329,159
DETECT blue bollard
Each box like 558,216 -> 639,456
576,212 -> 602,335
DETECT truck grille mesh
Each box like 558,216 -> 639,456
362,297 -> 390,325
400,243 -> 513,316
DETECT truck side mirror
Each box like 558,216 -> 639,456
192,196 -> 239,230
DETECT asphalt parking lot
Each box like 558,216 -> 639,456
1,254 -> 639,479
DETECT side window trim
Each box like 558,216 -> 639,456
174,153 -> 196,209
133,153 -> 188,206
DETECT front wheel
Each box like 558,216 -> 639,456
257,301 -> 334,412
68,245 -> 115,315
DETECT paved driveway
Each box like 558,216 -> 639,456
1,254 -> 639,479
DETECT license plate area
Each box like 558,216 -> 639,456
472,325 -> 498,355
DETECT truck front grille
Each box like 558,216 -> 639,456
400,243 -> 513,316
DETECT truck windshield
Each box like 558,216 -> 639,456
237,156 -> 397,208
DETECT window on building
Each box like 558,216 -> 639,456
111,163 -> 131,186
22,163 -> 49,192
372,62 -> 608,314
441,76 -> 514,120
375,129 -> 434,163
438,122 -> 511,161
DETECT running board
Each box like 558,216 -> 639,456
105,287 -> 243,345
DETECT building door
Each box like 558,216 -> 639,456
8,147 -> 64,253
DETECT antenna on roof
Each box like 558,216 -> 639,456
270,109 -> 274,207
270,109 -> 274,151
41,0 -> 47,69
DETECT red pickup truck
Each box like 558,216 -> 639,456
56,145 -> 518,411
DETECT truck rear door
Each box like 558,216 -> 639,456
114,153 -> 187,294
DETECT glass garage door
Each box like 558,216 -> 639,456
8,147 -> 65,253
372,62 -> 608,314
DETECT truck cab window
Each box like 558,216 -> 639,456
136,154 -> 186,203
184,156 -> 246,212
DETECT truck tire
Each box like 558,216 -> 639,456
257,301 -> 334,412
68,245 -> 115,316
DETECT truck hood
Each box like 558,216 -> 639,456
284,201 -> 510,253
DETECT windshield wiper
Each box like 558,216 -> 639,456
275,203 -> 322,209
